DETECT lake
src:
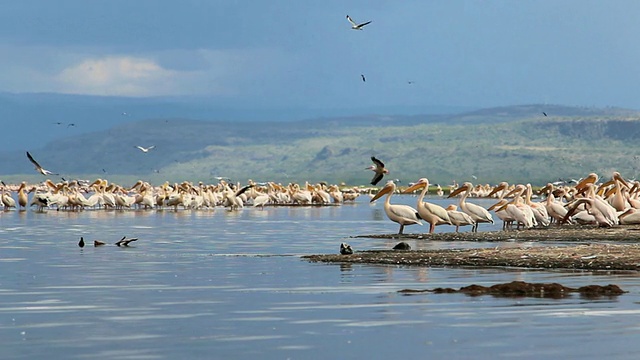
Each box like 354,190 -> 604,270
1,196 -> 639,359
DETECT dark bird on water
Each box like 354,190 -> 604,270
78,237 -> 85,248
366,156 -> 389,186
94,240 -> 106,247
340,242 -> 353,255
115,236 -> 138,247
26,151 -> 59,176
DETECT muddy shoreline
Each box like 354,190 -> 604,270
304,225 -> 640,271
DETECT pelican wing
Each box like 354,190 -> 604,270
389,204 -> 422,223
235,184 -> 254,197
346,15 -> 358,27
371,156 -> 385,169
26,151 -> 42,169
371,172 -> 384,186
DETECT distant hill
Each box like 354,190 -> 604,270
2,104 -> 640,186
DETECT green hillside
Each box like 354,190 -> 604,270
3,105 -> 640,186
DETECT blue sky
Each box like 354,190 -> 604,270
2,0 -> 640,111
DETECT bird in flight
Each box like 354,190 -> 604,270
67,123 -> 76,128
367,156 -> 389,186
346,15 -> 372,30
361,74 -> 366,82
26,151 -> 59,176
542,112 -> 548,117
134,145 -> 155,153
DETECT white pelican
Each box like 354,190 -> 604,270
17,181 -> 28,210
134,145 -> 155,153
346,15 -> 372,30
367,156 -> 389,186
402,178 -> 451,233
619,208 -> 640,225
448,182 -> 494,232
487,182 -> 515,230
370,181 -> 422,234
539,183 -> 571,224
26,151 -> 59,176
445,204 -> 475,232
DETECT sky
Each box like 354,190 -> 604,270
2,0 -> 640,111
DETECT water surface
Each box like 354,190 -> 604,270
1,197 -> 639,359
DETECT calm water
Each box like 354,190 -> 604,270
1,196 -> 640,359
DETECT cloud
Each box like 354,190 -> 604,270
0,44 -> 291,97
55,56 -> 180,96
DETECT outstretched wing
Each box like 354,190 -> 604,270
346,15 -> 358,27
371,156 -> 385,169
147,145 -> 155,150
371,172 -> 384,186
235,184 -> 254,197
26,151 -> 42,169
358,20 -> 372,27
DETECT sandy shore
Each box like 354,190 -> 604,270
304,225 -> 640,271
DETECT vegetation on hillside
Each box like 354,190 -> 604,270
3,105 -> 640,186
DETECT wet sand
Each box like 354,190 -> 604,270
304,225 -> 640,271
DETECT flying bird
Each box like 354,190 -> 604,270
361,74 -> 366,82
367,156 -> 389,186
26,151 -> 59,176
67,123 -> 76,128
346,15 -> 372,30
134,145 -> 155,153
542,112 -> 548,116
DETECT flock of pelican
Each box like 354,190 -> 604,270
370,171 -> 640,234
0,178 -> 362,212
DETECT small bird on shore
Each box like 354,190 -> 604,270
78,237 -> 85,248
340,242 -> 354,255
366,156 -> 389,186
134,145 -> 155,153
346,15 -> 372,30
115,236 -> 138,247
26,151 -> 59,176
393,242 -> 411,250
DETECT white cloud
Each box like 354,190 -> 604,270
56,56 -> 179,96
0,45 -> 290,98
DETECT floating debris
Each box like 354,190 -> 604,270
115,236 -> 138,247
398,281 -> 626,299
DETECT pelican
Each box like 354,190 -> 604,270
402,178 -> 451,233
134,145 -> 155,153
370,181 -> 422,234
448,182 -> 494,232
367,156 -> 389,186
26,151 -> 59,176
445,204 -> 475,232
346,15 -> 372,30
17,181 -> 28,209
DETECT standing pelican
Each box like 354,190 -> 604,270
370,181 -> 422,234
346,15 -> 372,30
445,204 -> 475,232
448,182 -> 494,232
402,178 -> 451,233
367,156 -> 389,186
26,151 -> 59,176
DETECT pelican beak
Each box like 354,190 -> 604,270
370,185 -> 392,202
614,172 -> 630,188
487,200 -> 506,211
402,182 -> 425,194
486,183 -> 506,197
447,185 -> 468,198
538,184 -> 552,194
575,174 -> 597,192
503,186 -> 521,198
